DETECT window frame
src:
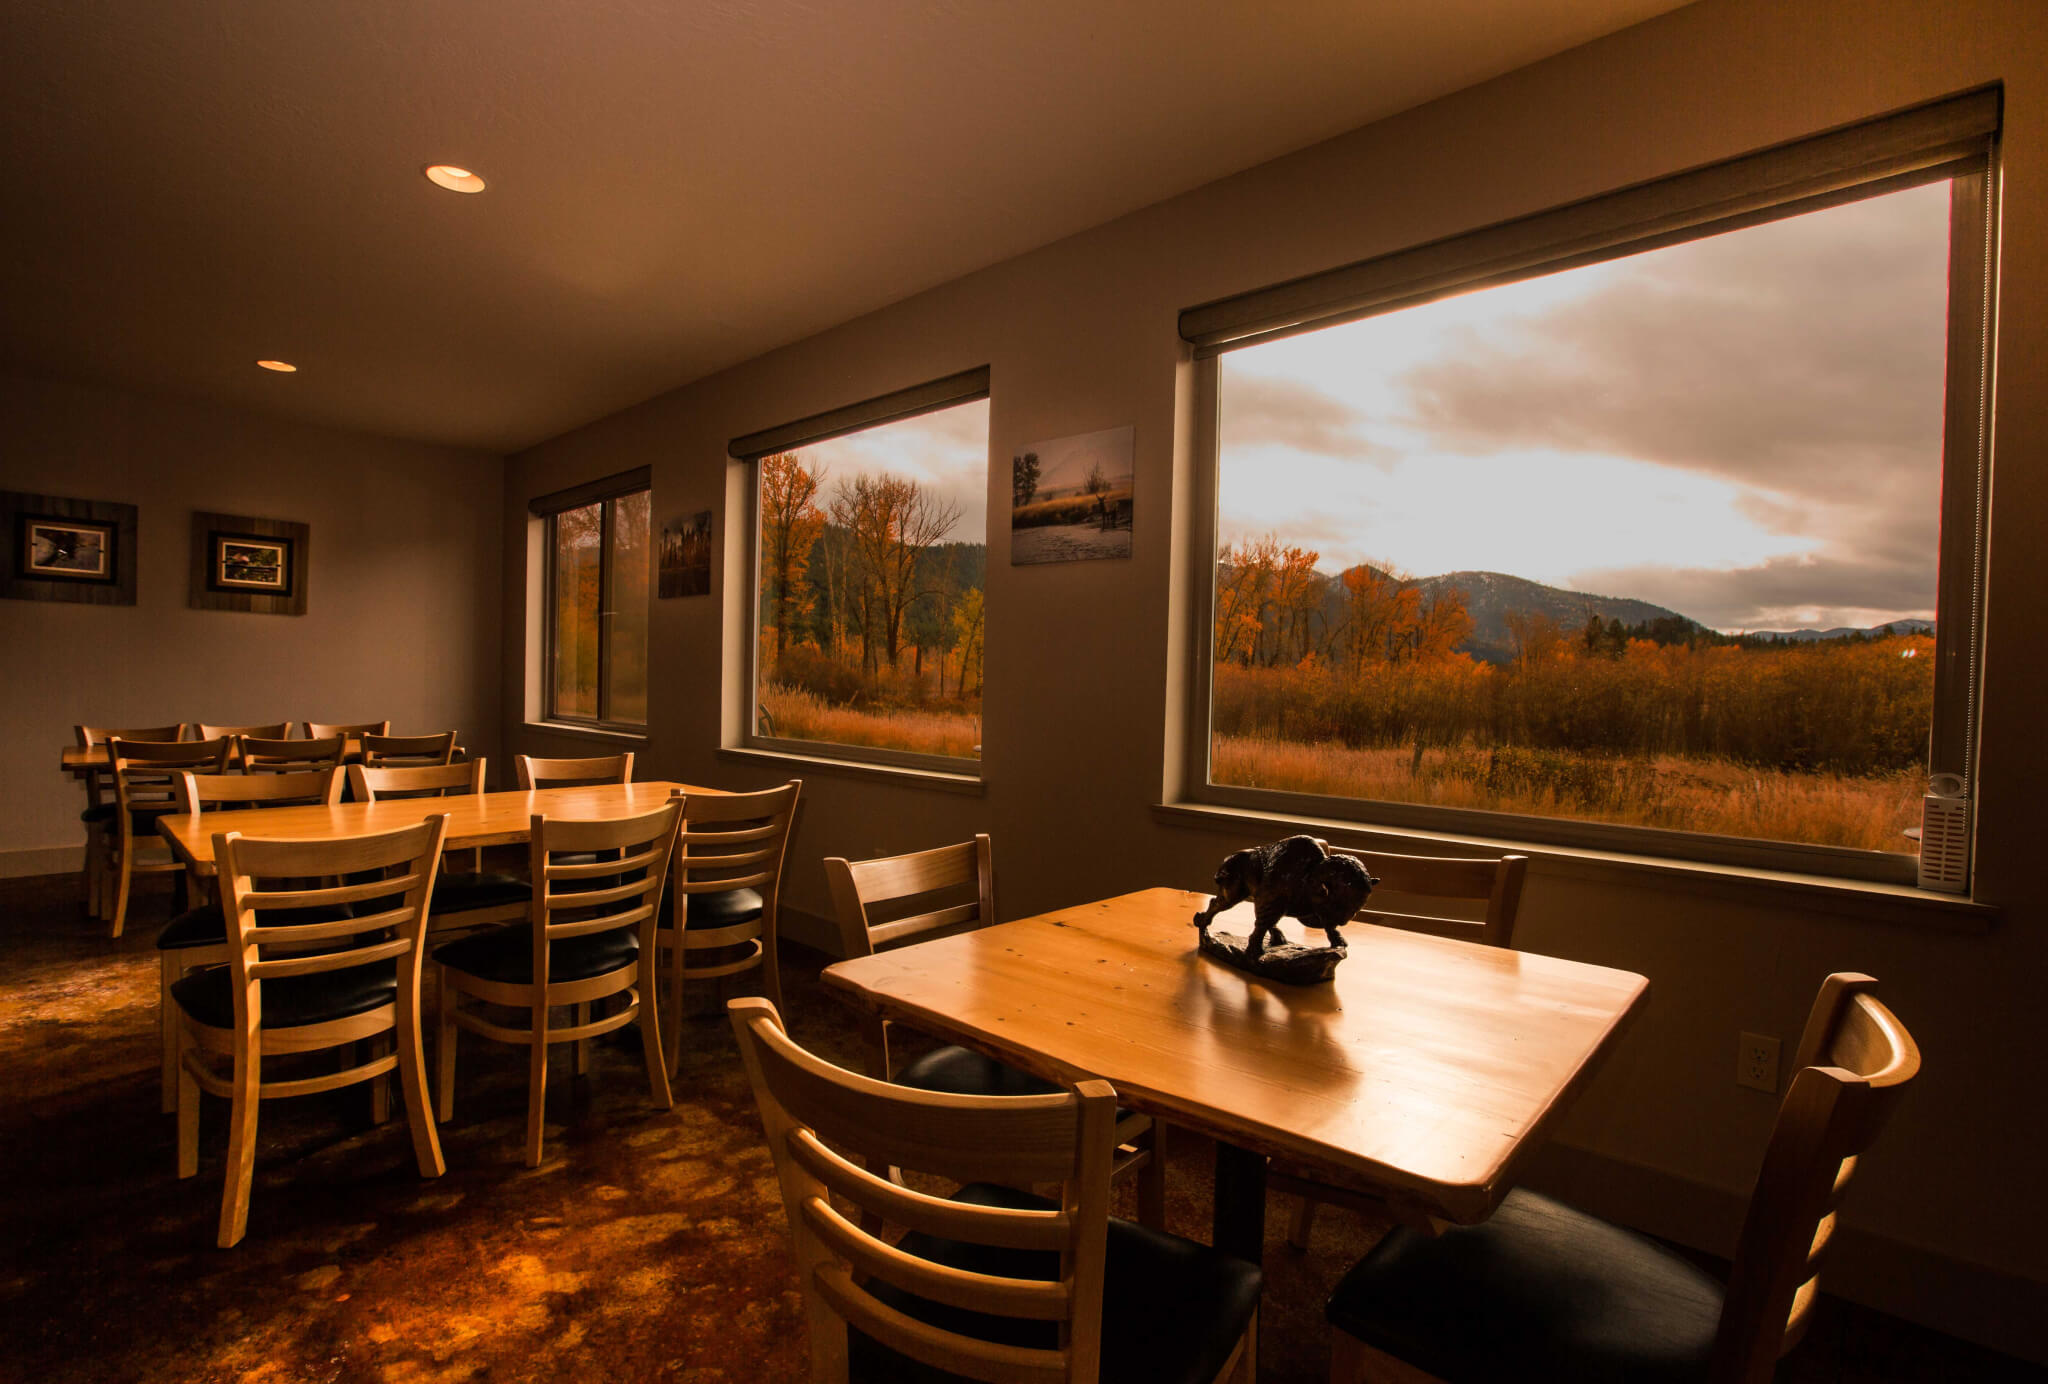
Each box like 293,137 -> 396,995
731,368 -> 992,776
1180,93 -> 2000,888
533,468 -> 651,732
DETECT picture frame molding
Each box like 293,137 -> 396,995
0,490 -> 138,606
189,510 -> 310,615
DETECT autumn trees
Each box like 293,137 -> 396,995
756,452 -> 983,717
1215,537 -> 1473,672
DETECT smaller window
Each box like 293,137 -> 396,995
732,370 -> 990,773
534,471 -> 650,729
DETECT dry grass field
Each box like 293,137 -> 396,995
1212,734 -> 1924,853
759,684 -> 981,758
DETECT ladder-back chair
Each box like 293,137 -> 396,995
173,815 -> 451,1247
239,734 -> 346,773
347,760 -> 529,928
74,723 -> 185,921
1274,845 -> 1529,1248
730,997 -> 1262,1384
515,753 -> 635,789
105,736 -> 232,937
1326,973 -> 1921,1384
433,796 -> 684,1165
824,835 -> 1169,1228
152,768 -> 345,1111
656,781 -> 801,1073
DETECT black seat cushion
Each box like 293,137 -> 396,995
1325,1188 -> 1723,1384
677,887 -> 762,928
170,961 -> 395,1031
848,1182 -> 1261,1384
431,870 -> 531,916
894,1047 -> 1137,1124
155,902 -> 355,951
80,802 -> 116,824
433,923 -> 638,986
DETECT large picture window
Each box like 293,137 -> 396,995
538,473 -> 650,728
735,370 -> 990,771
1183,93 -> 1997,883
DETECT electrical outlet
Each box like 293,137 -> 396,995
1737,1032 -> 1780,1093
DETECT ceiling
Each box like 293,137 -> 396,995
1,1 -> 1693,453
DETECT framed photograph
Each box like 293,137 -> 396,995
660,509 -> 714,598
1,491 -> 138,605
189,511 -> 309,615
1010,425 -> 1134,565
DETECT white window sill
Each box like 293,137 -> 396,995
1153,800 -> 1998,934
718,745 -> 985,795
521,721 -> 649,747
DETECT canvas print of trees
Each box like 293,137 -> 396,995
1010,425 -> 1133,564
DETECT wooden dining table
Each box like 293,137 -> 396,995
156,780 -> 713,875
63,738 -> 462,775
823,886 -> 1648,1265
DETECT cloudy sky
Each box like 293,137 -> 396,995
1217,179 -> 1953,632
796,396 -> 990,544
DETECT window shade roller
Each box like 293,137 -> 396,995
1178,87 -> 1999,356
728,367 -> 991,461
528,466 -> 651,517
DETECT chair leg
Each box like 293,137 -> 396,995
1227,1306 -> 1259,1384
1137,1124 -> 1169,1230
664,933 -> 687,1074
524,998 -> 549,1167
761,937 -> 785,1015
435,973 -> 458,1123
396,992 -> 445,1178
639,985 -> 673,1110
175,1034 -> 200,1180
1288,1195 -> 1321,1251
109,846 -> 134,939
160,953 -> 181,1114
369,1036 -> 393,1125
574,1002 -> 590,1078
217,1042 -> 261,1248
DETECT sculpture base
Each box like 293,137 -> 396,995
1196,929 -> 1346,986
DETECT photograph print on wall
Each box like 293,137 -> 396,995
0,490 -> 138,605
189,511 -> 309,615
1010,425 -> 1133,565
660,509 -> 714,597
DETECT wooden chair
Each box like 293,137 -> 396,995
305,719 -> 390,740
515,753 -> 634,789
153,768 -> 346,1111
1325,973 -> 1921,1384
74,723 -> 186,920
239,734 -> 346,773
432,796 -> 683,1165
824,835 -> 1168,1228
173,815 -> 451,1247
347,760 -> 529,929
105,736 -> 232,938
729,996 -> 1262,1384
196,722 -> 289,767
1274,847 -> 1529,1248
361,731 -> 458,768
655,781 -> 801,1073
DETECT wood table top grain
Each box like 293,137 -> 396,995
823,886 -> 1647,1226
156,780 -> 715,875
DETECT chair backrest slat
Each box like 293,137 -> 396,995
824,834 -> 993,961
215,816 -> 448,996
1709,974 -> 1920,1384
529,797 -> 684,978
348,759 -> 485,801
516,753 -> 634,789
1334,846 -> 1528,950
239,735 -> 346,773
305,720 -> 390,740
78,723 -> 184,747
176,769 -> 341,815
197,721 -> 289,742
360,732 -> 458,768
671,782 -> 800,929
112,738 -> 233,815
730,998 -> 1114,1384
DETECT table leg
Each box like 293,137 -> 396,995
1212,1138 -> 1267,1267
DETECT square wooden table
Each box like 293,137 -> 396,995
157,780 -> 712,875
823,886 -> 1648,1264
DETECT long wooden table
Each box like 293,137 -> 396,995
157,780 -> 712,875
823,887 -> 1647,1264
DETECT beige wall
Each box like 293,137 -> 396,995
502,0 -> 2047,1357
1,370 -> 506,870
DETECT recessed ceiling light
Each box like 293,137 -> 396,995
424,164 -> 486,194
256,359 -> 298,373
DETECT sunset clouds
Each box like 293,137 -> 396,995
1218,179 -> 1953,632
